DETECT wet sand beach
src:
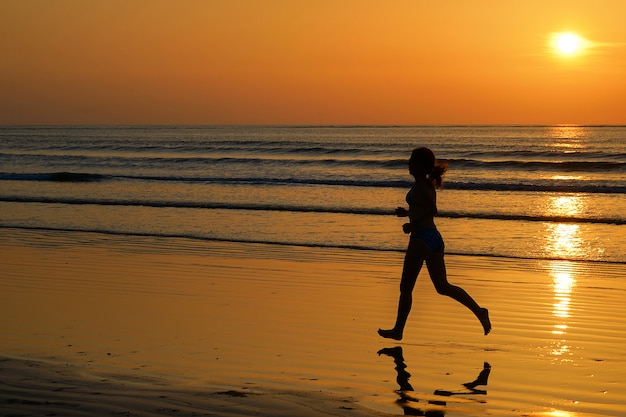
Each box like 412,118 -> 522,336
2,228 -> 626,416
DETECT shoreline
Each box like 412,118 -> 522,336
2,228 -> 626,416
2,224 -> 625,266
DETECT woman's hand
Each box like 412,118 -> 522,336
402,223 -> 412,234
395,207 -> 409,217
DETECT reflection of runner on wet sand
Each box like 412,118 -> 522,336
378,347 -> 414,392
377,347 -> 491,416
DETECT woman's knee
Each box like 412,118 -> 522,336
433,282 -> 456,296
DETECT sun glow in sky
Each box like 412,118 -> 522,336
1,0 -> 625,125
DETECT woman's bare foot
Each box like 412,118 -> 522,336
378,328 -> 403,340
479,308 -> 491,335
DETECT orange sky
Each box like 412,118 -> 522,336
1,0 -> 625,125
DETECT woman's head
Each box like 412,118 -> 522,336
409,147 -> 447,187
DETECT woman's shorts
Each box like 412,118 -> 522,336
411,228 -> 444,252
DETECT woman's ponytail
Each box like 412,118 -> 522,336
430,162 -> 447,188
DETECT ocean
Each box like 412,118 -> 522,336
1,125 -> 625,264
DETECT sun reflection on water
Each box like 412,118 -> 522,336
550,174 -> 582,181
543,195 -> 588,260
543,410 -> 580,417
545,223 -> 585,259
548,261 -> 577,359
551,265 -> 575,327
541,194 -> 584,360
548,195 -> 584,217
547,125 -> 589,150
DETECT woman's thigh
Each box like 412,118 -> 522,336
425,251 -> 450,290
400,241 -> 428,291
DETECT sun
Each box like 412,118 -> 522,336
557,33 -> 581,54
551,32 -> 585,56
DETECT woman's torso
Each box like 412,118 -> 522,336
406,179 -> 437,231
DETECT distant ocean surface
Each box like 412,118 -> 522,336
1,125 -> 625,263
